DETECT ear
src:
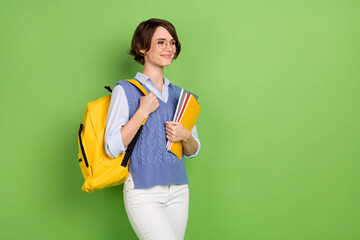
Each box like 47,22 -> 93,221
139,49 -> 146,55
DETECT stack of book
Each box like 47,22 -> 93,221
166,89 -> 201,159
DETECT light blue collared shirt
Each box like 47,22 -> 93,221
104,72 -> 201,159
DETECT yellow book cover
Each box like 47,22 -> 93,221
167,94 -> 201,159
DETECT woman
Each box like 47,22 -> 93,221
104,18 -> 200,240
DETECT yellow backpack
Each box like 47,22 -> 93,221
77,79 -> 148,193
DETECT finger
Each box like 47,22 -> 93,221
166,124 -> 175,129
166,125 -> 176,132
165,127 -> 174,135
165,121 -> 178,126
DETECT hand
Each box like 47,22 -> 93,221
138,92 -> 159,116
165,121 -> 192,143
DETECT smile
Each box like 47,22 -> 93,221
161,54 -> 172,59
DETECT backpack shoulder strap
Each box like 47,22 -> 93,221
119,79 -> 149,166
124,79 -> 148,96
123,79 -> 149,125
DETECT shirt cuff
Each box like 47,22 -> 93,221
183,138 -> 201,158
105,127 -> 127,158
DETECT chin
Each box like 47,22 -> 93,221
166,59 -> 174,65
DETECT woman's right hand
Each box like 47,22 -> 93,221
138,92 -> 159,116
121,92 -> 159,148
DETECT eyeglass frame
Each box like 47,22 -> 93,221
153,39 -> 178,50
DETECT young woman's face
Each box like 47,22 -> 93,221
140,26 -> 176,68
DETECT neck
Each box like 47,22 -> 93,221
142,64 -> 164,92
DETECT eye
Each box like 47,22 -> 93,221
157,40 -> 165,44
170,40 -> 176,45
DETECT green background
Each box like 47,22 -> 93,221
1,0 -> 359,239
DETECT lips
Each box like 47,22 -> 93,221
161,54 -> 172,58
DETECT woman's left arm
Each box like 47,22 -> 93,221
165,121 -> 199,157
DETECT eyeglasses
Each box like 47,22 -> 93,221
154,39 -> 177,50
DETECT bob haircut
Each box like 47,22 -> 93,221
128,18 -> 181,65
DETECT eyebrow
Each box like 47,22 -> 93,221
156,38 -> 175,41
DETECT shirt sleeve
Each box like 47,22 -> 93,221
104,84 -> 129,158
183,124 -> 201,158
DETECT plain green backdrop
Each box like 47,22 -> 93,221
1,0 -> 359,239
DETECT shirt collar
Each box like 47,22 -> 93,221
134,72 -> 174,89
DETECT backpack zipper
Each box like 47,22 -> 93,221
78,124 -> 89,168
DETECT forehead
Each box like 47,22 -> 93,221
152,26 -> 173,40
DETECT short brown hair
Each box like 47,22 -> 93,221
128,18 -> 181,65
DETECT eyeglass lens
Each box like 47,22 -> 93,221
156,40 -> 177,49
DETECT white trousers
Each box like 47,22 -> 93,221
123,172 -> 189,240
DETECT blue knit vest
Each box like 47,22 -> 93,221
117,80 -> 189,189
